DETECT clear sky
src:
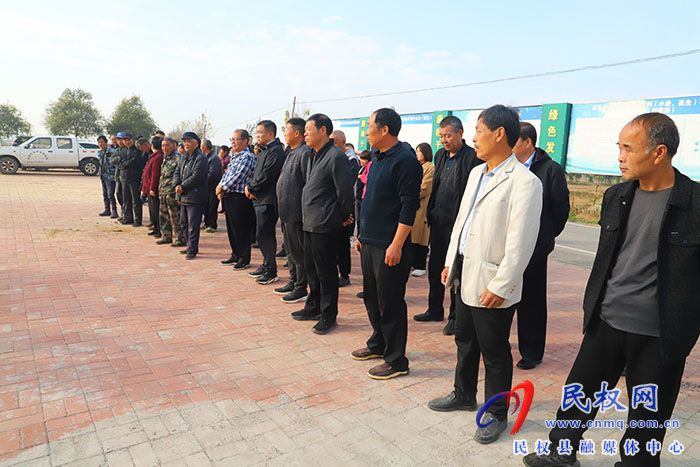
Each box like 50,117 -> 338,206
2,0 -> 698,142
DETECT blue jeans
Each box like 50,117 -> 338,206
101,177 -> 116,212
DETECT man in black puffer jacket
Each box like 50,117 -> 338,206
118,132 -> 147,226
174,132 -> 208,260
245,120 -> 285,284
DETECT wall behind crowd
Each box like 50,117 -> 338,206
333,94 -> 700,180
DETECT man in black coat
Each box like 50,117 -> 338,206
118,132 -> 146,226
512,122 -> 570,370
173,132 -> 208,260
201,139 -> 222,232
292,114 -> 354,335
245,120 -> 285,284
414,116 -> 483,335
524,113 -> 700,467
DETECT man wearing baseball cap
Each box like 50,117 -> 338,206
173,132 -> 208,259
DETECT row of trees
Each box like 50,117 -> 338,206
0,88 -> 213,140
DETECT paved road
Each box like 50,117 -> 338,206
551,221 -> 600,269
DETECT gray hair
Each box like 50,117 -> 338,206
201,139 -> 213,151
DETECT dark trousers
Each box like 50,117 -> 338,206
147,195 -> 160,233
121,179 -> 142,223
428,221 -> 456,320
254,204 -> 278,275
100,177 -> 117,212
303,231 -> 341,324
180,204 -> 203,255
516,256 -> 548,361
361,241 -> 412,371
454,266 -> 516,420
282,221 -> 306,293
115,171 -> 123,211
204,189 -> 218,229
549,317 -> 685,467
222,193 -> 254,262
411,243 -> 428,270
336,224 -> 353,278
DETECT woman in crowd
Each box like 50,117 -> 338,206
410,142 -> 434,277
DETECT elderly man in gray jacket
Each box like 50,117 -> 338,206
174,132 -> 208,260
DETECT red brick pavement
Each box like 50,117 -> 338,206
1,171 -> 699,465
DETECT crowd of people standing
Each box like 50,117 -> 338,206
94,106 -> 700,465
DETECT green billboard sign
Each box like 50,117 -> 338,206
539,103 -> 572,168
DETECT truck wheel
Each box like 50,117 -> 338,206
0,156 -> 19,174
80,158 -> 99,176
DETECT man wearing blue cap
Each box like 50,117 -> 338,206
174,132 -> 208,259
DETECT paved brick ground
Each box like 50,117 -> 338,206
1,171 -> 699,466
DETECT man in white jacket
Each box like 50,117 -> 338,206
427,105 -> 542,444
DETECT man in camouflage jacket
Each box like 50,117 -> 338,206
156,137 -> 185,246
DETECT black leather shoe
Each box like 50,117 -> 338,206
233,259 -> 250,270
221,256 -> 237,265
356,291 -> 364,299
517,358 -> 542,370
99,210 -> 110,216
312,320 -> 337,335
180,249 -> 188,254
338,276 -> 351,287
414,311 -> 444,322
185,253 -> 196,260
522,452 -> 580,466
110,212 -> 119,219
427,391 -> 478,412
443,319 -> 456,335
274,282 -> 295,295
291,309 -> 320,321
473,412 -> 508,444
133,222 -> 142,227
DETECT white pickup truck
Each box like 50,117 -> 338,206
0,135 -> 101,176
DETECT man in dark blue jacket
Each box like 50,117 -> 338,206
118,133 -> 146,226
174,132 -> 208,260
293,114 -> 355,334
201,139 -> 222,233
245,120 -> 285,284
352,108 -> 422,380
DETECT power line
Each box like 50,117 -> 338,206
213,102 -> 293,131
297,48 -> 700,105
212,48 -> 700,130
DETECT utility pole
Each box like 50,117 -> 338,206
291,96 -> 296,118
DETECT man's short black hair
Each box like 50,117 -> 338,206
478,105 -> 521,148
136,137 -> 149,147
346,142 -> 355,150
630,112 -> 680,157
257,120 -> 277,136
287,117 -> 306,136
307,113 -> 333,136
234,129 -> 251,142
439,115 -> 463,133
372,108 -> 401,137
519,122 -> 537,147
219,145 -> 230,154
151,136 -> 163,150
97,135 -> 107,143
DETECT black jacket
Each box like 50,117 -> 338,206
173,148 -> 208,206
301,139 -> 355,234
118,145 -> 147,182
583,169 -> 700,362
277,142 -> 312,224
528,148 -> 570,260
426,141 -> 482,227
206,150 -> 223,190
248,138 -> 285,207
